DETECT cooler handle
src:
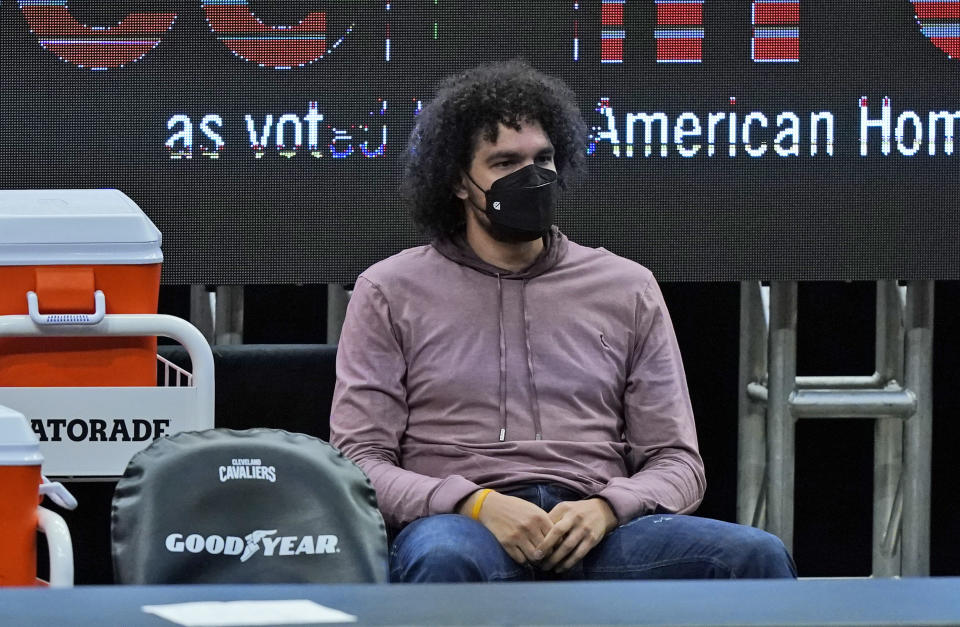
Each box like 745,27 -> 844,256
40,476 -> 78,510
37,506 -> 73,588
26,290 -> 105,326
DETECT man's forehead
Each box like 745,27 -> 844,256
472,120 -> 553,155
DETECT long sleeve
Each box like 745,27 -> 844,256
329,276 -> 479,528
595,276 -> 707,524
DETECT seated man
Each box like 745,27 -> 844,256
330,60 -> 796,582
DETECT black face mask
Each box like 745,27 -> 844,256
465,164 -> 559,243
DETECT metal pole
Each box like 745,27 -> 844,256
738,282 -> 768,528
214,285 -> 244,345
902,281 -> 933,576
326,284 -> 350,344
789,389 -> 915,418
873,280 -> 904,577
796,374 -> 884,389
766,281 -> 797,550
189,285 -> 214,344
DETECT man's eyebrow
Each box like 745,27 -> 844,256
483,150 -> 524,162
483,147 -> 554,162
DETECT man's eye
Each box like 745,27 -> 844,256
537,155 -> 554,163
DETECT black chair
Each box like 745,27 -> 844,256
157,344 -> 339,440
111,428 -> 388,584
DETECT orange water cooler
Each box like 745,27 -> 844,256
0,404 -> 75,587
0,189 -> 162,387
0,190 -> 213,478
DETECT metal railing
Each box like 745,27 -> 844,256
737,280 -> 934,577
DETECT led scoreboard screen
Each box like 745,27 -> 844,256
1,1 -> 958,282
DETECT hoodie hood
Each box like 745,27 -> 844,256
430,226 -> 567,279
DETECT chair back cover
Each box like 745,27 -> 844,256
112,428 -> 387,584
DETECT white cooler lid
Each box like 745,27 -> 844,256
0,189 -> 162,265
0,404 -> 43,466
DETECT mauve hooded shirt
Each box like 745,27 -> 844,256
330,228 -> 705,529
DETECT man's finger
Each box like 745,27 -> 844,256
542,528 -> 584,570
536,527 -> 564,558
516,537 -> 545,565
518,515 -> 551,552
535,512 -> 556,535
536,514 -> 573,557
556,540 -> 595,573
505,544 -> 527,565
547,504 -> 568,523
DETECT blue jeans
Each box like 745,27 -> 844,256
390,484 -> 797,582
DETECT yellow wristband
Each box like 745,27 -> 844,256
471,489 -> 493,520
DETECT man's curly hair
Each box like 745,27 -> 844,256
401,59 -> 588,240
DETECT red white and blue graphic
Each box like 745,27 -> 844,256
18,0 -> 176,70
202,0 -> 350,69
600,0 -> 625,63
912,0 -> 960,58
655,0 -> 704,63
751,1 -> 799,62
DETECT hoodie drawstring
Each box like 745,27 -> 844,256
497,275 -> 507,442
520,280 -> 543,441
496,276 -> 543,442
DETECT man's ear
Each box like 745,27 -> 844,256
453,173 -> 469,200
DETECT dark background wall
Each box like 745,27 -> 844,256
3,1 -> 959,285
